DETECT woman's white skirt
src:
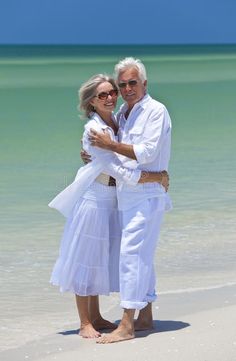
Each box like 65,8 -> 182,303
50,182 -> 121,296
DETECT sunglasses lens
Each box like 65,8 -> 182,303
97,89 -> 118,100
110,89 -> 118,97
129,80 -> 137,86
97,92 -> 108,100
118,82 -> 126,88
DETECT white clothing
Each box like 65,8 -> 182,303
49,113 -> 140,296
50,182 -> 121,295
116,94 -> 172,309
120,198 -> 164,309
48,113 -> 141,218
116,94 -> 172,211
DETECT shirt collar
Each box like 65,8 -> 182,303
91,112 -> 116,130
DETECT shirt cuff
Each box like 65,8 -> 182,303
128,169 -> 141,186
133,144 -> 147,164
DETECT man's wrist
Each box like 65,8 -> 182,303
109,140 -> 118,151
159,171 -> 163,184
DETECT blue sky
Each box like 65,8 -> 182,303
0,0 -> 236,44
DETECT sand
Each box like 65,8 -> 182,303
2,284 -> 236,361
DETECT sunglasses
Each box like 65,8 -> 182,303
118,80 -> 138,88
96,89 -> 118,100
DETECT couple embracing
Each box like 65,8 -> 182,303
49,57 -> 172,344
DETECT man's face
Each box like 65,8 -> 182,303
117,68 -> 147,109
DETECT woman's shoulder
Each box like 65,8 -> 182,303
84,114 -> 105,133
84,118 -> 97,130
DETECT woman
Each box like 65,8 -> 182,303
49,74 -> 168,338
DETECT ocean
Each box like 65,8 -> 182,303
0,45 -> 236,351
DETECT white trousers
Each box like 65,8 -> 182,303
119,198 -> 164,310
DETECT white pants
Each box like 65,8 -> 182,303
119,198 -> 164,310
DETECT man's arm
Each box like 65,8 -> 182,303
89,129 -> 137,160
83,123 -> 170,189
83,128 -> 140,186
80,144 -> 169,191
89,107 -> 171,165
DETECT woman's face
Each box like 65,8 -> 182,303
90,81 -> 118,116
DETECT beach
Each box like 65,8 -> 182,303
1,45 -> 236,360
1,284 -> 236,361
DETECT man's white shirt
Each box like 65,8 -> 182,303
116,94 -> 172,211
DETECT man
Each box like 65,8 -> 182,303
88,57 -> 172,343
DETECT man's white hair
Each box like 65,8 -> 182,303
114,57 -> 147,82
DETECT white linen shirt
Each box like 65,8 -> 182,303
115,94 -> 172,211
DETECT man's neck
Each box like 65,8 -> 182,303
125,94 -> 146,119
125,107 -> 132,119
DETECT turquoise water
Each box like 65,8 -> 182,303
1,45 -> 236,350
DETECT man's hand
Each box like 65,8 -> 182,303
161,170 -> 169,192
89,129 -> 137,159
139,170 -> 169,192
89,129 -> 113,149
80,148 -> 91,164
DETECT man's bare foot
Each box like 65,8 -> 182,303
134,318 -> 154,331
96,325 -> 134,344
92,317 -> 117,331
134,303 -> 154,331
79,323 -> 101,338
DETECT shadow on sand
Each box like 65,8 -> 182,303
58,319 -> 190,337
135,320 -> 190,338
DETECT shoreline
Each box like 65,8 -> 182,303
158,281 -> 236,295
2,283 -> 236,361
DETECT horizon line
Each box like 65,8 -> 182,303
0,43 -> 236,47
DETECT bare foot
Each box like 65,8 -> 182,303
92,317 -> 117,331
96,325 -> 134,344
79,323 -> 101,338
134,319 -> 154,331
134,303 -> 154,331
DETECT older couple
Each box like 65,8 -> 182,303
49,57 -> 172,343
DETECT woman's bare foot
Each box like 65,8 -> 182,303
96,324 -> 134,344
79,323 -> 101,338
92,317 -> 117,331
